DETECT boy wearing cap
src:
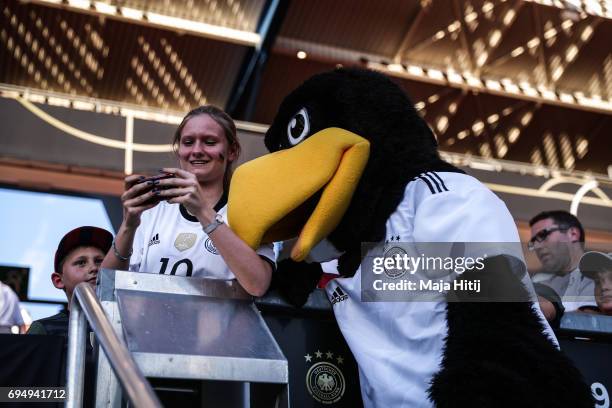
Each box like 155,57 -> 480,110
579,251 -> 612,316
27,226 -> 113,335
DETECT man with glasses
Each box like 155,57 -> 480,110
529,210 -> 596,313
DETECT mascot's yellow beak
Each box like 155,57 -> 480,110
228,128 -> 369,261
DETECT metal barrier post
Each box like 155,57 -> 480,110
66,299 -> 87,408
66,283 -> 162,408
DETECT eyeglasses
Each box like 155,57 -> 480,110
527,225 -> 569,251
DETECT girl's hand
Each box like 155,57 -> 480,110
121,174 -> 161,228
155,168 -> 217,223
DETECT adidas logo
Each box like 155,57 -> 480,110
148,233 -> 160,247
330,287 -> 348,305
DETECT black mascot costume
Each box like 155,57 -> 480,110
228,68 -> 593,407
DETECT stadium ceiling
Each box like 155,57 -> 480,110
1,0 -> 611,174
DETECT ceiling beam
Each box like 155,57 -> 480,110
273,37 -> 612,115
451,0 -> 477,73
433,91 -> 466,143
0,83 -> 270,133
553,18 -> 603,84
393,3 -> 428,62
478,0 -> 525,69
481,13 -> 585,73
522,0 -> 612,20
226,0 -> 290,120
27,0 -> 261,47
532,3 -> 554,87
367,59 -> 612,115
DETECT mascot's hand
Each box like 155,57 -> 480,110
272,259 -> 323,308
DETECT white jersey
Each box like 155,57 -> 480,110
130,200 -> 274,279
0,282 -> 24,327
325,172 -> 557,408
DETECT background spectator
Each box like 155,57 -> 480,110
26,225 -> 110,408
529,210 -> 596,311
579,251 -> 612,316
27,226 -> 112,335
0,281 -> 25,333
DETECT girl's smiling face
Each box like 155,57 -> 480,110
177,114 -> 237,184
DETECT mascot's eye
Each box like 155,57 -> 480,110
287,108 -> 310,146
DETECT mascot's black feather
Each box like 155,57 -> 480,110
264,67 -> 594,406
432,256 -> 594,407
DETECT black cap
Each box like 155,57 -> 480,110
579,251 -> 612,279
54,226 -> 113,273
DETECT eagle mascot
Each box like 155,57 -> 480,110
228,68 -> 593,407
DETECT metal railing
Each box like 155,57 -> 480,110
66,283 -> 162,408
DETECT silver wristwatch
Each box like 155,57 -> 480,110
203,213 -> 224,235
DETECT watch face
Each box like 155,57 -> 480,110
204,214 -> 224,234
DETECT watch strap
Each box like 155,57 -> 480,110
203,213 -> 224,235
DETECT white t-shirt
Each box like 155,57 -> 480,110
537,267 -> 596,311
130,200 -> 275,279
0,282 -> 24,327
325,171 -> 557,408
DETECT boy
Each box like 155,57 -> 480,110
579,251 -> 612,316
27,226 -> 112,335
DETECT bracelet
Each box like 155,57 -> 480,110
113,240 -> 133,261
